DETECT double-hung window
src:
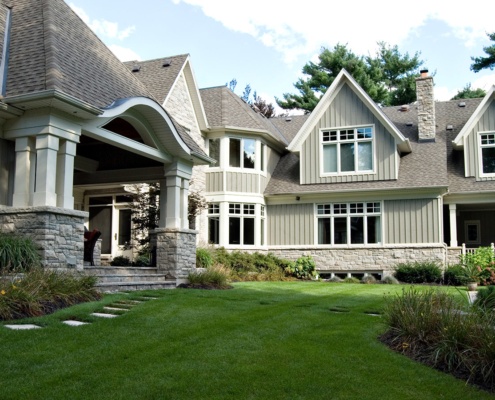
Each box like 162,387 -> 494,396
317,202 -> 381,245
480,132 -> 495,175
321,126 -> 373,174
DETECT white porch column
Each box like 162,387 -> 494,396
56,140 -> 77,209
33,134 -> 59,207
165,176 -> 182,229
449,203 -> 458,247
181,179 -> 189,229
159,179 -> 167,228
12,137 -> 35,207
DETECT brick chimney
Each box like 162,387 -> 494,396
415,69 -> 436,142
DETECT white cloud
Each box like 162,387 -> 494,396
172,0 -> 494,64
108,45 -> 141,62
434,86 -> 457,101
69,3 -> 135,40
472,74 -> 495,91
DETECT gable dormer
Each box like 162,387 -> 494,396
452,86 -> 495,181
287,70 -> 411,185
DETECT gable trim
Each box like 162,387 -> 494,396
287,69 -> 411,154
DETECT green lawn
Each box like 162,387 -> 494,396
0,282 -> 493,400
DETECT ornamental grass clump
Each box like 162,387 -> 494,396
382,287 -> 495,391
0,267 -> 101,320
0,233 -> 41,272
186,264 -> 231,289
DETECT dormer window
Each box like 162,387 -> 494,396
321,126 -> 374,175
479,132 -> 495,175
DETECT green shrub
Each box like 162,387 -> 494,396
381,275 -> 399,285
383,287 -> 495,390
133,255 -> 150,266
0,267 -> 101,320
196,248 -> 214,269
361,275 -> 377,284
186,265 -> 230,288
0,233 -> 41,272
284,255 -> 316,280
110,256 -> 132,266
343,277 -> 360,284
443,264 -> 469,286
328,276 -> 343,283
474,285 -> 495,313
393,261 -> 442,284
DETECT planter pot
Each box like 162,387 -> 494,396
467,282 -> 478,291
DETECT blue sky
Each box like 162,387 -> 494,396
69,0 -> 495,112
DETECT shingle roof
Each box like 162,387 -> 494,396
123,55 -> 189,105
5,0 -> 154,108
265,97 -> 493,196
200,86 -> 288,145
269,114 -> 309,143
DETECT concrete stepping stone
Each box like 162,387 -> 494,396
63,320 -> 89,326
4,324 -> 41,330
91,312 -> 118,318
104,306 -> 129,312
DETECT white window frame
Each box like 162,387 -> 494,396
478,131 -> 495,177
207,203 -> 220,244
320,125 -> 375,177
228,137 -> 257,170
228,203 -> 256,246
315,201 -> 382,246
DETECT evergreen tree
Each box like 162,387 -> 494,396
451,83 -> 486,100
471,32 -> 495,72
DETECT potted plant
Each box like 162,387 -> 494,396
463,263 -> 481,291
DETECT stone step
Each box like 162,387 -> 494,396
96,280 -> 176,292
95,274 -> 168,283
84,266 -> 161,276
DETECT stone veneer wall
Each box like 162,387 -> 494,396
252,245 -> 448,276
150,228 -> 197,283
0,206 -> 87,270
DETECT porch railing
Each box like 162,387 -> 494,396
461,242 -> 495,256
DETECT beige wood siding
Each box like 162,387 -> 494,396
205,171 -> 224,192
226,171 -> 259,193
0,139 -> 14,206
267,204 -> 314,245
465,101 -> 495,180
301,83 -> 397,184
384,198 -> 440,244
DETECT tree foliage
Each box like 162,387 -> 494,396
276,42 -> 424,113
471,32 -> 495,72
229,81 -> 277,118
451,83 -> 486,100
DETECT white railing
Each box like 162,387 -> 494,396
461,242 -> 495,256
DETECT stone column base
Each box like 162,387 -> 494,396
0,206 -> 87,270
150,228 -> 197,284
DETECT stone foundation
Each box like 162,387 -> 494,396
446,247 -> 462,265
249,245 -> 448,276
150,228 -> 197,284
0,206 -> 87,270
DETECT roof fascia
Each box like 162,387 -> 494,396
287,69 -> 411,153
452,85 -> 495,149
182,57 -> 209,131
4,89 -> 103,116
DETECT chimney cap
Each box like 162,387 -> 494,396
420,69 -> 429,78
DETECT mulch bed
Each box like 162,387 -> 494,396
379,330 -> 494,394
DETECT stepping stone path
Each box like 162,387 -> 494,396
2,297 -> 159,330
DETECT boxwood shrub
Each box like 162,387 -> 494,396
393,261 -> 442,284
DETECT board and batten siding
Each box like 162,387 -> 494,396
301,83 -> 397,185
226,171 -> 259,193
267,204 -> 314,245
205,171 -> 224,192
384,198 -> 441,244
261,146 -> 281,193
464,101 -> 495,180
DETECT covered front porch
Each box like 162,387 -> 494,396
443,197 -> 495,264
0,95 -> 209,285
